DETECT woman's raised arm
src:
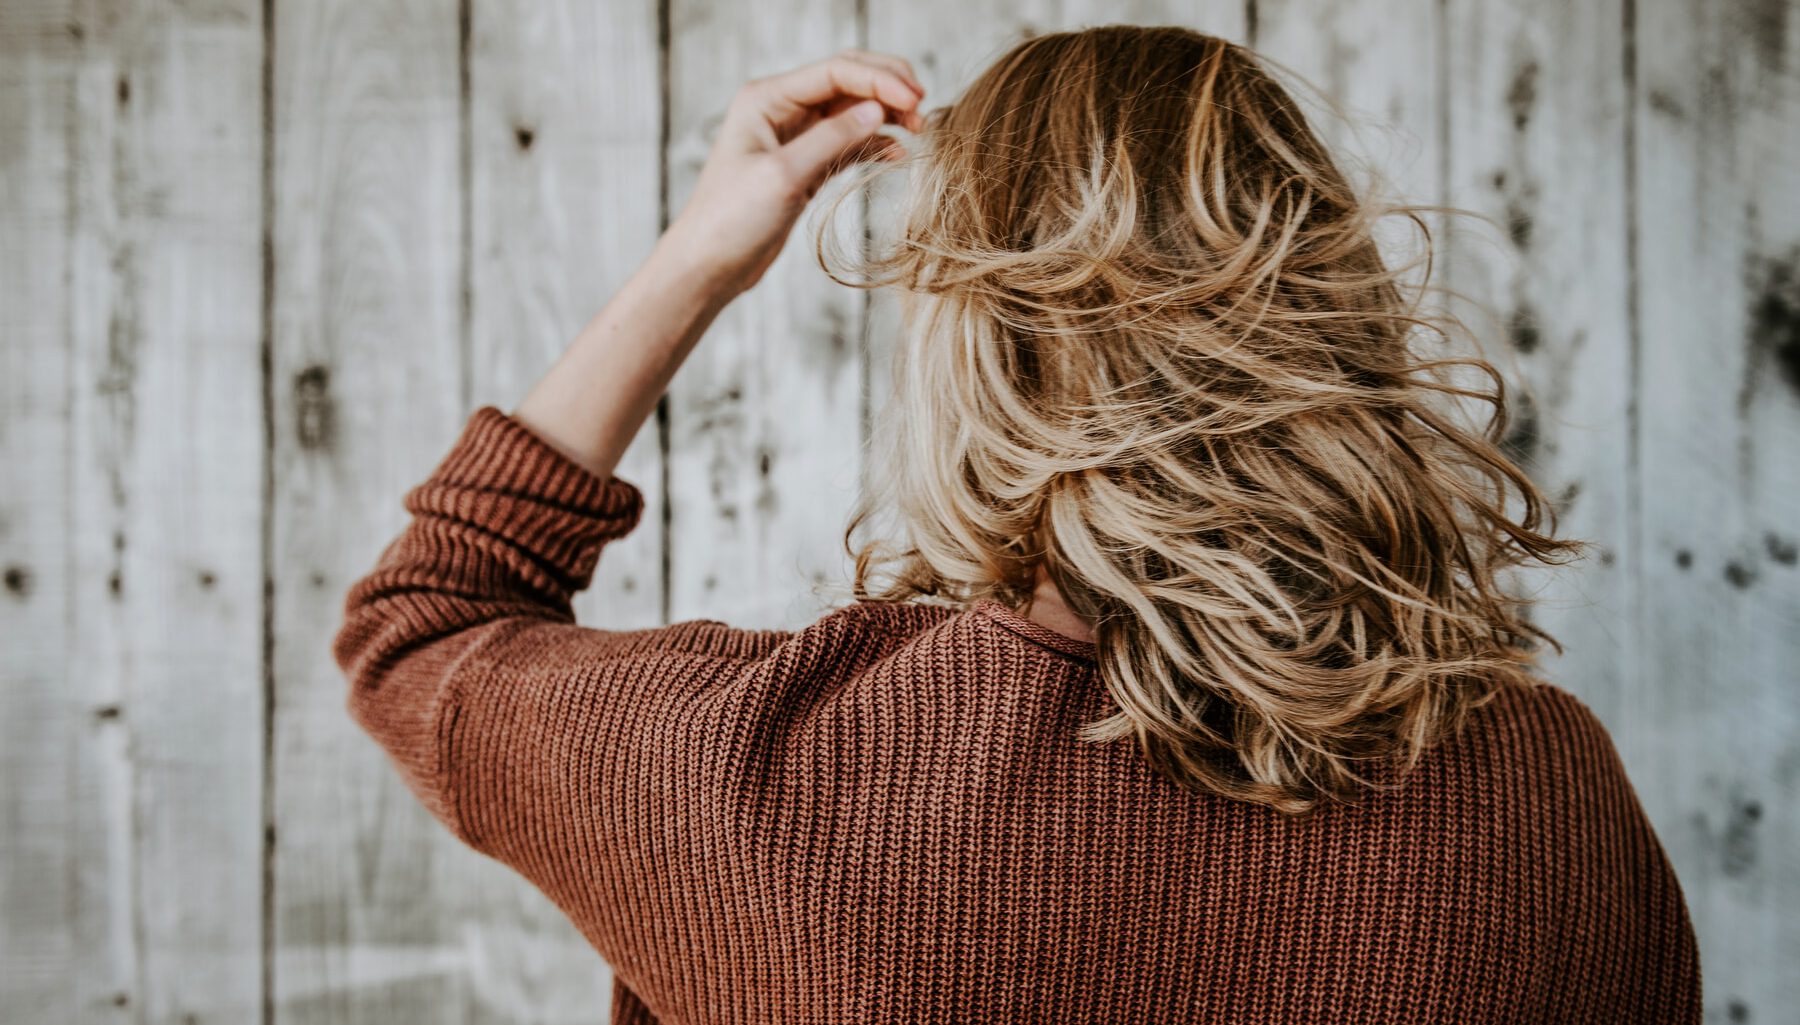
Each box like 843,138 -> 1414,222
512,50 -> 922,479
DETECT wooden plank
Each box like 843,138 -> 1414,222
460,0 -> 666,1014
1250,0 -> 1441,213
1633,0 -> 1800,1015
267,1 -> 488,1021
467,0 -> 666,635
1440,0 -> 1637,755
0,7 -> 105,1022
663,0 -> 867,628
3,2 -> 267,1021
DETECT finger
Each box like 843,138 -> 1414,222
779,99 -> 889,188
817,91 -> 925,133
824,133 -> 906,177
837,48 -> 925,96
751,55 -> 922,125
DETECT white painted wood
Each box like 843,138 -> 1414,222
3,2 -> 266,1022
1633,0 -> 1800,1015
0,7 -> 110,1022
268,1 -> 496,1021
1441,0 -> 1638,767
468,0 -> 666,635
663,0 -> 867,628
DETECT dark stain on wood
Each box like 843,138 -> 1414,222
94,704 -> 122,721
1741,249 -> 1800,411
1505,58 -> 1539,132
1765,533 -> 1798,566
1505,196 -> 1534,251
1724,559 -> 1757,589
116,76 -> 130,106
1498,389 -> 1540,467
3,565 -> 30,597
755,442 -> 778,515
1646,89 -> 1684,119
1720,798 -> 1763,877
1746,0 -> 1789,73
100,271 -> 142,509
1507,302 -> 1541,354
108,570 -> 123,598
807,304 -> 855,389
515,124 -> 535,151
197,569 -> 217,589
294,365 -> 337,452
1728,999 -> 1751,1022
1674,548 -> 1693,570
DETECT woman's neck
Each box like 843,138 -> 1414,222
1022,568 -> 1097,644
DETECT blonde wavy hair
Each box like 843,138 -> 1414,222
819,24 -> 1587,814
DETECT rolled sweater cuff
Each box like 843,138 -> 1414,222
402,406 -> 644,595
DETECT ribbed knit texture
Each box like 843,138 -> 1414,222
335,406 -> 1702,1024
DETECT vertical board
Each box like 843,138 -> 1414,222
1,2 -> 267,1023
0,6 -> 107,1021
268,1 -> 490,1020
1441,0 -> 1638,753
1250,0 -> 1442,218
663,0 -> 866,628
468,0 -> 666,634
1634,0 -> 1800,1014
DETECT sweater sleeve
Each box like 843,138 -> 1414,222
331,406 -> 785,854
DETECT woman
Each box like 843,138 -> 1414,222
335,26 -> 1700,1023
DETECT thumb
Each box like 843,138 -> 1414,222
779,99 -> 886,188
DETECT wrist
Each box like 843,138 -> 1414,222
650,219 -> 750,306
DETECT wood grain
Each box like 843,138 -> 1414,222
267,1 -> 486,1020
468,0 -> 666,634
2,2 -> 266,1021
663,0 -> 866,628
1441,0 -> 1638,769
1633,0 -> 1800,1014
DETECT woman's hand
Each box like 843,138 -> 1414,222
513,50 -> 924,480
659,50 -> 926,297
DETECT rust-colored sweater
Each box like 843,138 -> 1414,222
335,406 -> 1702,1024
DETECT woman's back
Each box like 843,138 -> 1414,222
336,408 -> 1698,1023
336,25 -> 1701,1022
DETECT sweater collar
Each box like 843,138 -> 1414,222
971,598 -> 1098,664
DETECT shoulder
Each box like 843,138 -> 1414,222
1451,679 -> 1630,783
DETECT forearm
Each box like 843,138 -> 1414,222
513,227 -> 738,480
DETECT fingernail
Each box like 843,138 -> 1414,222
852,100 -> 884,128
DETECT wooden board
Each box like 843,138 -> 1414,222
663,0 -> 867,628
1440,0 -> 1638,762
1,2 -> 267,1022
267,1 -> 488,1020
0,6 -> 106,1021
467,0 -> 666,634
1633,0 -> 1800,1013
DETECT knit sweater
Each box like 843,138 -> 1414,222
334,406 -> 1702,1024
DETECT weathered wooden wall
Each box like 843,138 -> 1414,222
2,0 -> 1795,1021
